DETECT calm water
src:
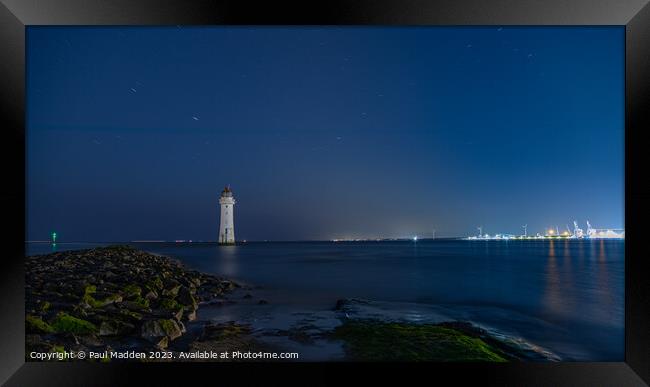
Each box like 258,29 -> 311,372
27,239 -> 624,361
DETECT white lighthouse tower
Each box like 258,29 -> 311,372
218,185 -> 236,245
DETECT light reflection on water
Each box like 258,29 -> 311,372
218,245 -> 239,277
543,239 -> 567,317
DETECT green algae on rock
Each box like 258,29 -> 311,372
330,319 -> 509,362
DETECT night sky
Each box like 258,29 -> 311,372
27,27 -> 624,242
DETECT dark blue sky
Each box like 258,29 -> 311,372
27,26 -> 624,242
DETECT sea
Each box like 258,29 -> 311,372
26,239 -> 624,361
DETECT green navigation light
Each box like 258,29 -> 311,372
51,232 -> 57,243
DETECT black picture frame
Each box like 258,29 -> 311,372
1,0 -> 648,385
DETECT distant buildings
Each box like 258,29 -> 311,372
466,220 -> 624,240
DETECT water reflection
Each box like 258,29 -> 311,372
596,240 -> 613,313
589,240 -> 599,260
544,240 -> 560,314
51,243 -> 57,253
562,240 -> 573,292
543,239 -> 573,318
217,245 -> 239,277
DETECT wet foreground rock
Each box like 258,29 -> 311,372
25,245 -> 239,360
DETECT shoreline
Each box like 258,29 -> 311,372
26,245 -> 556,362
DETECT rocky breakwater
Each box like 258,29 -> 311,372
25,245 -> 239,359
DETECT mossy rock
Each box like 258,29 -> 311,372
119,309 -> 143,321
123,284 -> 142,298
132,296 -> 150,308
26,315 -> 54,334
82,292 -> 122,308
39,301 -> 51,312
99,319 -> 135,336
141,319 -> 182,341
201,322 -> 251,341
144,290 -> 158,301
82,293 -> 102,308
330,320 -> 508,362
176,286 -> 197,308
51,312 -> 97,335
162,284 -> 181,298
158,298 -> 181,311
147,277 -> 164,291
102,294 -> 123,305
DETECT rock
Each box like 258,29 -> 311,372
243,293 -> 253,299
26,315 -> 53,334
176,286 -> 197,308
120,300 -> 151,312
158,298 -> 181,311
123,284 -> 142,298
92,294 -> 123,308
25,246 -> 242,354
153,336 -> 169,349
184,309 -> 197,321
140,319 -> 183,342
220,281 -> 236,291
144,290 -> 158,300
50,312 -> 97,334
149,277 -> 164,291
118,309 -> 143,322
173,307 -> 184,322
163,278 -> 180,289
258,299 -> 269,305
162,285 -> 181,298
141,320 -> 165,339
99,320 -> 135,336
78,334 -> 104,347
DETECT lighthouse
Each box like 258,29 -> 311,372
218,185 -> 236,245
